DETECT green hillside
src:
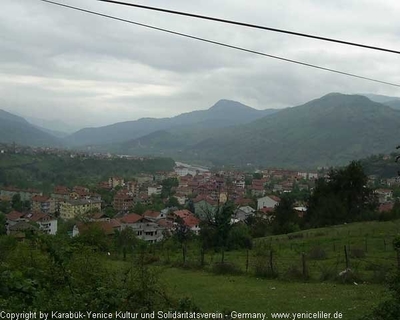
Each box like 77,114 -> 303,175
189,94 -> 400,167
0,109 -> 62,147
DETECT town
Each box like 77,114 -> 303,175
1,151 -> 398,242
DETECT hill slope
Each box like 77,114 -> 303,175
115,93 -> 400,168
185,93 -> 400,167
64,100 -> 278,146
0,109 -> 62,147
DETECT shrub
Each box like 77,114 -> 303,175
287,233 -> 304,240
308,246 -> 327,260
319,264 -> 337,281
283,264 -> 308,281
336,268 -> 362,284
367,264 -> 393,284
350,248 -> 366,259
212,262 -> 242,275
253,257 -> 278,279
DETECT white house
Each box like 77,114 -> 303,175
175,166 -> 189,177
120,213 -> 165,243
147,185 -> 162,196
257,195 -> 280,210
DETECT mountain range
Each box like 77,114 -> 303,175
2,93 -> 400,168
0,109 -> 61,147
64,100 -> 278,146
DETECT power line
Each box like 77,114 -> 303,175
96,0 -> 400,55
38,0 -> 400,88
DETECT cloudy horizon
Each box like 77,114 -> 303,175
1,0 -> 400,130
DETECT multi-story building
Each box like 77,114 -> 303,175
120,213 -> 165,243
147,185 -> 162,196
0,186 -> 42,202
108,177 -> 124,189
60,199 -> 102,220
31,195 -> 56,214
113,191 -> 134,212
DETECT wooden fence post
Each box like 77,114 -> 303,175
269,250 -> 274,275
246,249 -> 249,273
302,253 -> 308,280
344,245 -> 350,269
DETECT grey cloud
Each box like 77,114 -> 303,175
1,0 -> 400,129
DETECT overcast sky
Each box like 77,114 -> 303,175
1,0 -> 400,130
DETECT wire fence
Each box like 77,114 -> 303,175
142,230 -> 400,284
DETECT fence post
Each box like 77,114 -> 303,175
246,249 -> 249,273
302,252 -> 308,280
344,245 -> 350,269
269,250 -> 274,275
365,237 -> 368,253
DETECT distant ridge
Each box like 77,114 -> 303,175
113,93 -> 400,168
64,99 -> 278,146
0,109 -> 62,146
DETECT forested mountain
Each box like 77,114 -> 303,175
64,100 -> 278,146
186,93 -> 400,167
114,93 -> 400,168
0,109 -> 62,147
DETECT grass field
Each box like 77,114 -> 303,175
109,219 -> 400,319
153,219 -> 400,284
160,268 -> 386,319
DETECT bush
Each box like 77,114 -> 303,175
360,272 -> 400,320
288,233 -> 304,240
350,248 -> 366,259
308,246 -> 327,260
283,264 -> 308,281
336,268 -> 362,284
211,262 -> 242,275
319,264 -> 337,281
253,257 -> 278,279
366,263 -> 393,284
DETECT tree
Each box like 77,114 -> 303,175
0,200 -> 11,214
306,161 -> 377,227
227,223 -> 253,250
161,178 -> 179,198
115,228 -> 138,261
166,196 -> 181,208
11,194 -> 23,212
0,213 -> 6,235
253,172 -> 263,180
272,194 -> 299,234
200,201 -> 235,263
174,216 -> 192,265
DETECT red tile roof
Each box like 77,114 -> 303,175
143,210 -> 161,218
120,213 -> 142,224
6,211 -> 24,221
157,218 -> 174,229
25,212 -> 47,222
183,215 -> 200,228
269,195 -> 281,202
260,207 -> 274,213
31,195 -> 50,203
379,202 -> 394,213
173,210 -> 199,228
174,209 -> 193,218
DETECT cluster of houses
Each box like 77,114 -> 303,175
4,162 -> 399,243
5,210 -> 58,238
71,208 -> 200,243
